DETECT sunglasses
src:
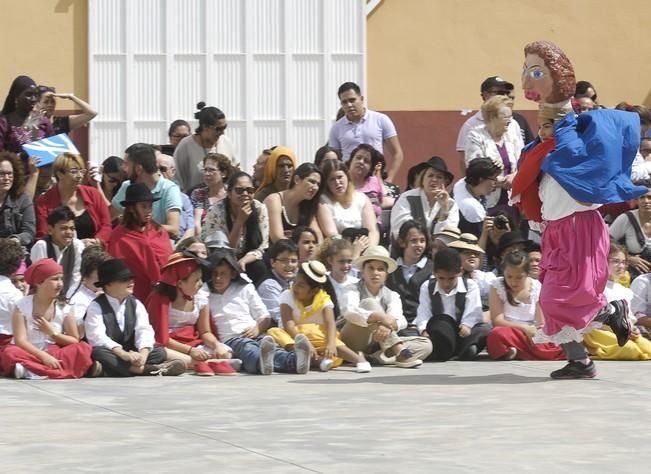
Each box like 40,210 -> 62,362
233,186 -> 256,195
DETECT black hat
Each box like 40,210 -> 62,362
497,231 -> 532,257
424,156 -> 454,185
203,247 -> 248,286
480,76 -> 514,92
95,259 -> 135,287
120,182 -> 160,207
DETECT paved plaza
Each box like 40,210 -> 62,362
1,360 -> 649,473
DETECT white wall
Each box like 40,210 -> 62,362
88,0 -> 366,173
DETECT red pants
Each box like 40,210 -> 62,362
487,326 -> 564,361
0,342 -> 93,379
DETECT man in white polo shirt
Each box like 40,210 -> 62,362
328,82 -> 404,182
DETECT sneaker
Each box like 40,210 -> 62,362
227,358 -> 243,372
319,358 -> 333,372
502,347 -> 518,361
193,361 -> 214,376
550,360 -> 597,380
395,347 -> 423,368
459,344 -> 479,361
14,363 -> 26,379
368,348 -> 396,365
605,300 -> 631,347
259,335 -> 275,375
294,334 -> 311,375
208,361 -> 237,376
355,361 -> 372,373
146,359 -> 186,376
87,360 -> 103,378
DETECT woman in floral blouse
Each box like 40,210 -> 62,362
190,153 -> 234,235
201,171 -> 269,285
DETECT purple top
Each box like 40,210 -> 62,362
328,109 -> 397,160
0,114 -> 55,154
496,143 -> 512,175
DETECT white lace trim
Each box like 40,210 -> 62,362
533,321 -> 604,345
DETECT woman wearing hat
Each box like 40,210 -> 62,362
390,156 -> 459,241
145,253 -> 238,375
268,260 -> 371,373
0,258 -> 94,379
107,182 -> 173,302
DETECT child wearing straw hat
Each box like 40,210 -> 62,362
340,245 -> 432,367
268,260 -> 370,372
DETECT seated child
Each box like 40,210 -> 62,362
291,226 -> 318,263
0,259 -> 93,379
448,233 -> 496,322
84,259 -> 185,377
30,206 -> 84,299
11,260 -> 28,296
486,250 -> 564,361
430,227 -> 461,258
268,260 -> 370,372
631,272 -> 651,338
68,245 -> 110,334
340,245 -> 432,367
174,236 -> 209,259
526,243 -> 542,281
583,243 -> 651,360
321,238 -> 358,326
206,247 -> 311,375
0,238 -> 24,347
257,239 -> 299,326
414,248 -> 489,361
386,220 -> 433,336
146,253 -> 237,376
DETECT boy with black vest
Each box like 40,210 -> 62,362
30,206 -> 84,300
84,259 -> 185,376
415,248 -> 488,361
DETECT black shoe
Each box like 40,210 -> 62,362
605,300 -> 631,347
86,360 -> 103,378
459,344 -> 478,361
550,360 -> 597,379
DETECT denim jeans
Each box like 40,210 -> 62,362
225,336 -> 296,374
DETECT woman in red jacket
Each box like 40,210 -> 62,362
107,183 -> 172,302
35,153 -> 112,245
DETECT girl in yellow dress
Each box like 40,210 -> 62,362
268,260 -> 370,372
583,243 -> 651,360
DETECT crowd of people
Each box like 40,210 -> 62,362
0,57 -> 650,381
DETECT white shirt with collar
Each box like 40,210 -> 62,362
208,281 -> 270,342
390,188 -> 460,240
340,283 -> 408,330
397,256 -> 429,282
452,178 -> 486,224
69,284 -> 100,325
456,109 -> 524,153
84,294 -> 155,351
30,238 -> 84,300
328,109 -> 397,160
414,277 -> 483,333
0,275 -> 24,335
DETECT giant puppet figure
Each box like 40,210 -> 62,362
511,41 -> 646,379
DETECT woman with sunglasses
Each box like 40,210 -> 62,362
190,153 -> 233,236
34,152 -> 112,246
201,171 -> 269,285
173,102 -> 236,193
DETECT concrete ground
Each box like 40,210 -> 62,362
1,360 -> 649,473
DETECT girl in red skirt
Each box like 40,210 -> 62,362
0,259 -> 93,379
486,250 -> 563,361
145,253 -> 239,376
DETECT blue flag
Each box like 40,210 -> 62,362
22,133 -> 80,167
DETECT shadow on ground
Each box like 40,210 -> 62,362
290,373 -> 551,386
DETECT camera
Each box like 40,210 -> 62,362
493,215 -> 509,230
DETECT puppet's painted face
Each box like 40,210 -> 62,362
522,53 -> 554,103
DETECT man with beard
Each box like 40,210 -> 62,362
110,143 -> 182,239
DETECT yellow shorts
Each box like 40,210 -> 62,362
267,324 -> 344,367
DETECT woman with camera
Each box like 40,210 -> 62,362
320,160 -> 378,257
390,156 -> 459,242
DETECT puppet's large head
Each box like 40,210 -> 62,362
522,41 -> 575,104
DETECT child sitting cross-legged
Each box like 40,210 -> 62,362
0,259 -> 94,379
146,252 -> 240,376
486,250 -> 564,361
268,260 -> 370,372
84,259 -> 186,377
340,245 -> 432,367
206,247 -> 311,375
414,248 -> 489,361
